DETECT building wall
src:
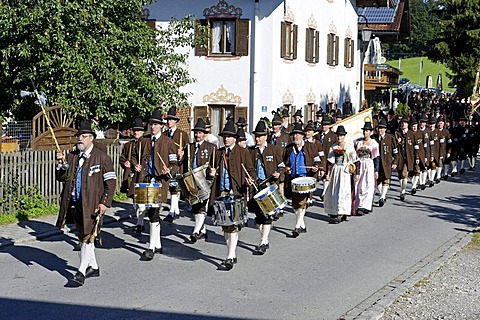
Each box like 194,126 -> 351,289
147,0 -> 360,131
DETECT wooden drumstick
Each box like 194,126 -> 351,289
138,143 -> 142,164
180,133 -> 183,149
187,142 -> 191,172
157,152 -> 173,178
241,163 -> 258,192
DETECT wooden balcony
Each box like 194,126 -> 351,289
356,0 -> 395,7
364,64 -> 402,91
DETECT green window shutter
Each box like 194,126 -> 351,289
305,28 -> 312,62
350,39 -> 355,67
194,19 -> 208,57
326,34 -> 332,65
236,19 -> 249,56
315,30 -> 320,64
344,38 -> 349,67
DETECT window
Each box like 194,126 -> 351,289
326,33 -> 339,66
304,103 -> 316,123
195,19 -> 249,57
305,28 -> 320,63
344,38 -> 354,68
280,21 -> 298,60
193,106 -> 247,136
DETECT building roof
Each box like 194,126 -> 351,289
358,0 -> 411,44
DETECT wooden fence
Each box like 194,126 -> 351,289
0,142 -> 125,215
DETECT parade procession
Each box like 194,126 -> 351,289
52,102 -> 480,285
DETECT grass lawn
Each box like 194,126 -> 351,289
387,56 -> 455,91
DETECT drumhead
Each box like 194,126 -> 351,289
291,177 -> 316,186
254,184 -> 278,200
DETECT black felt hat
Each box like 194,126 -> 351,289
204,117 -> 212,128
271,113 -> 282,125
419,114 -> 428,123
165,107 -> 180,121
132,118 -> 145,131
293,109 -> 303,118
193,118 -> 208,133
304,122 -> 315,132
252,120 -> 268,135
409,117 -> 418,125
236,127 -> 246,141
377,118 -> 387,128
236,117 -> 247,127
321,115 -> 332,125
149,109 -> 164,124
362,121 -> 374,131
400,115 -> 410,123
316,110 -> 323,116
335,125 -> 347,135
437,116 -> 445,123
220,120 -> 237,137
335,109 -> 343,119
75,121 -> 96,137
289,122 -> 305,135
429,116 -> 437,125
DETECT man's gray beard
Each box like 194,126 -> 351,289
77,143 -> 86,151
294,139 -> 303,145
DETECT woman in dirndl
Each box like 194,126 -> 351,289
354,121 -> 380,215
324,125 -> 357,223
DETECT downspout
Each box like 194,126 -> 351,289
249,0 -> 260,129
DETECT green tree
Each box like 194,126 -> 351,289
383,0 -> 440,59
428,0 -> 480,97
0,0 -> 198,125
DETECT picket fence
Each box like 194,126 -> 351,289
0,143 -> 124,215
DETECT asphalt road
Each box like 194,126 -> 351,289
0,169 -> 479,320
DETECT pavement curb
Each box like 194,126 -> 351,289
342,228 -> 475,320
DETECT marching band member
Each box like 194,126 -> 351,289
236,127 -> 248,149
248,120 -> 283,255
354,121 -> 380,215
284,122 -> 320,237
374,118 -> 398,207
324,125 -> 357,223
119,118 -> 147,234
236,117 -> 255,148
304,122 -> 323,206
435,117 -> 452,181
131,109 -> 178,260
55,121 -> 117,285
318,115 -> 336,200
208,120 -> 255,270
395,115 -> 417,201
163,107 -> 189,223
427,115 -> 440,186
411,117 -> 427,194
178,118 -> 216,243
418,115 -> 432,189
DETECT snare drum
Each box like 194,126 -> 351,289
253,184 -> 287,216
291,177 -> 316,194
212,195 -> 246,226
177,164 -> 211,206
134,183 -> 162,208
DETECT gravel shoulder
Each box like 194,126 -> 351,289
381,232 -> 480,320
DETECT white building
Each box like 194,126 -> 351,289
147,0 -> 361,134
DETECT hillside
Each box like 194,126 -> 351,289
387,57 -> 455,91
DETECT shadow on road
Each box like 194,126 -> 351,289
0,297 -> 251,320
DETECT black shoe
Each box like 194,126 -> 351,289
142,247 -> 162,260
420,184 -> 426,190
85,267 -> 100,278
356,208 -> 365,216
451,172 -> 457,177
132,225 -> 144,235
378,198 -> 385,207
292,228 -> 301,237
473,167 -> 476,171
468,167 -> 474,171
224,258 -> 235,270
163,215 -> 174,223
319,195 -> 324,202
341,215 -> 348,222
411,188 -> 417,195
429,181 -> 435,187
400,193 -> 405,201
72,271 -> 85,286
73,242 -> 82,251
330,215 -> 342,224
435,178 -> 441,184
190,233 -> 198,243
256,244 -> 267,255
460,168 -> 465,174
441,175 -> 448,180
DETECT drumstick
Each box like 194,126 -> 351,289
180,133 -> 183,149
138,143 -> 142,164
174,142 -> 181,148
211,147 -> 216,169
187,142 -> 191,172
241,163 -> 258,192
300,166 -> 316,169
157,152 -> 173,178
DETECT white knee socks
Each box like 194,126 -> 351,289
149,221 -> 161,250
193,213 -> 206,234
